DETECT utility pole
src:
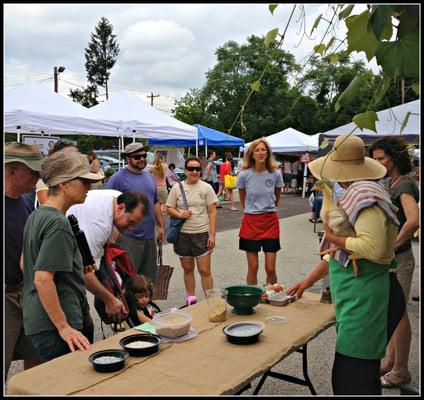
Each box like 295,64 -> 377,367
53,66 -> 65,93
147,92 -> 160,106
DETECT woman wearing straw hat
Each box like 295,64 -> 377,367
22,151 -> 104,363
287,135 -> 405,395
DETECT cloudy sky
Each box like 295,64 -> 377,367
4,3 -> 376,113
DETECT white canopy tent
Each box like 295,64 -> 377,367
320,99 -> 420,137
244,127 -> 318,153
4,80 -> 121,139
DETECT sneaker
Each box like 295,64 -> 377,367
186,295 -> 197,306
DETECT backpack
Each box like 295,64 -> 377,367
94,243 -> 139,330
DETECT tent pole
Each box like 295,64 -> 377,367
17,128 -> 21,143
302,163 -> 308,199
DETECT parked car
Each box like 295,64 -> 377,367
95,150 -> 154,171
97,155 -> 121,172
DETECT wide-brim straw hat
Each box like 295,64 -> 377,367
308,135 -> 386,182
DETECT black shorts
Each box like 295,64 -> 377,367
239,237 -> 281,253
174,232 -> 210,258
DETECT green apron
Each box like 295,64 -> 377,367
329,258 -> 390,360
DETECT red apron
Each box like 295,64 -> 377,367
239,212 -> 280,240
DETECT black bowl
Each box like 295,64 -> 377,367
89,349 -> 129,372
225,285 -> 265,315
119,333 -> 161,357
223,321 -> 264,345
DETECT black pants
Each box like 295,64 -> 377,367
332,273 -> 405,395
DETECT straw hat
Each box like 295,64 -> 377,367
5,142 -> 43,172
308,135 -> 386,182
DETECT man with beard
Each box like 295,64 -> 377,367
106,143 -> 165,282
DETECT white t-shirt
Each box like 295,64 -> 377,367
66,189 -> 122,260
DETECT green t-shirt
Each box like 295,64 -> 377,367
389,175 -> 419,254
23,206 -> 87,335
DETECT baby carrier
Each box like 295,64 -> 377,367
94,242 -> 140,332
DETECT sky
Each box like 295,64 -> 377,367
4,3 -> 377,114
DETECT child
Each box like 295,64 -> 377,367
124,274 -> 161,323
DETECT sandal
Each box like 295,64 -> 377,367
381,370 -> 411,388
380,359 -> 394,376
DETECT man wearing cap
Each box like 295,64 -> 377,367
5,142 -> 43,380
22,151 -> 104,362
106,142 -> 165,282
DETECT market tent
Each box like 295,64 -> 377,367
244,127 -> 318,153
148,124 -> 244,147
318,100 -> 420,155
86,90 -> 197,140
5,80 -> 121,137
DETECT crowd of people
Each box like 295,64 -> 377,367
4,134 -> 419,395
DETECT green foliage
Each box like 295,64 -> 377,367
69,84 -> 99,108
352,111 -> 378,131
85,17 -> 120,99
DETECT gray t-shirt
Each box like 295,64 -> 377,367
236,168 -> 284,214
204,159 -> 218,183
23,206 -> 87,335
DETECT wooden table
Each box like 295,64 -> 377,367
7,292 -> 335,396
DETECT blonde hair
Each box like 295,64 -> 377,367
150,155 -> 165,178
242,138 -> 277,172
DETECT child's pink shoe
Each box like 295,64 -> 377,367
186,295 -> 197,306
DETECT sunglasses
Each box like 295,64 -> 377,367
186,166 -> 202,172
129,153 -> 147,160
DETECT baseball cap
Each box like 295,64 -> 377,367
5,142 -> 43,172
41,152 -> 104,187
122,142 -> 148,156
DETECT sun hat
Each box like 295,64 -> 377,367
308,135 -> 386,182
5,142 -> 43,172
41,151 -> 104,187
122,142 -> 148,156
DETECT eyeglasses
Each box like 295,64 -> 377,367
129,153 -> 147,160
186,166 -> 202,172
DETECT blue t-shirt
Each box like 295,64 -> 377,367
5,194 -> 35,284
106,168 -> 158,239
236,168 -> 283,214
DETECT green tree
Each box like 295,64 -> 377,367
85,17 -> 120,100
69,84 -> 99,108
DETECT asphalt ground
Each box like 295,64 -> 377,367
6,193 -> 420,396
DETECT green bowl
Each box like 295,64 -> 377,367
225,285 -> 265,315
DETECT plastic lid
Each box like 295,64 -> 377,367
266,316 -> 288,324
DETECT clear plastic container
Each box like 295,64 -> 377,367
152,310 -> 192,338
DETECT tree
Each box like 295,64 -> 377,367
69,84 -> 99,108
69,17 -> 120,106
85,17 -> 120,100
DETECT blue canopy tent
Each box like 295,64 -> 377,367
148,124 -> 244,154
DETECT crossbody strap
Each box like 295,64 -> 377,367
178,181 -> 189,210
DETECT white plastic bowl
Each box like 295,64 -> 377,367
152,310 -> 192,338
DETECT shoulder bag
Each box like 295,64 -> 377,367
165,181 -> 189,244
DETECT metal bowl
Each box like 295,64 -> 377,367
119,333 -> 161,357
225,285 -> 265,315
88,349 -> 129,373
223,321 -> 264,344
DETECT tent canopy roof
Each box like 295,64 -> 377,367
87,90 -> 197,140
245,127 -> 318,153
148,124 -> 244,147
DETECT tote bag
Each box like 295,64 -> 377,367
165,181 -> 189,244
224,174 -> 237,190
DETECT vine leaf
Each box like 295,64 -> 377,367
400,111 -> 411,134
250,80 -> 261,92
313,43 -> 326,55
339,4 -> 355,20
412,82 -> 419,95
310,14 -> 322,35
375,32 -> 419,79
264,28 -> 279,48
329,53 -> 339,63
352,111 -> 378,132
370,6 -> 393,40
320,138 -> 330,149
335,76 -> 362,112
345,10 -> 378,61
269,4 -> 278,15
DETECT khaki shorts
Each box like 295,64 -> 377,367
5,288 -> 38,378
174,232 -> 211,258
157,186 -> 169,204
395,247 -> 415,301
